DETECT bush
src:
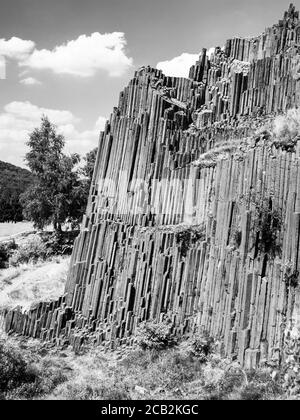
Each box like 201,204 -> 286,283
201,366 -> 284,400
0,241 -> 18,268
9,236 -> 48,266
188,331 -> 215,363
136,320 -> 177,351
285,268 -> 299,288
175,225 -> 206,258
253,200 -> 282,258
242,369 -> 282,400
6,359 -> 67,400
239,383 -> 265,400
4,230 -> 77,268
0,341 -> 30,396
202,368 -> 245,400
218,369 -> 246,394
41,231 -> 77,257
0,341 -> 68,400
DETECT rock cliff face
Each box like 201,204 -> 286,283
2,5 -> 300,368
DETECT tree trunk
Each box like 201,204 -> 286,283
53,221 -> 62,233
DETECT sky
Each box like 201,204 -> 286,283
0,0 -> 297,167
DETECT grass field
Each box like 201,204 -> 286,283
0,222 -> 34,240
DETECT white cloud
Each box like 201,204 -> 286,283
156,48 -> 217,78
4,101 -> 76,125
95,116 -> 107,130
0,37 -> 35,60
0,56 -> 5,79
207,47 -> 216,58
60,120 -> 106,155
20,32 -> 133,78
20,77 -> 41,86
0,101 -> 106,167
157,53 -> 199,78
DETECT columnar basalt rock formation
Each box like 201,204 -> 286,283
2,5 -> 300,368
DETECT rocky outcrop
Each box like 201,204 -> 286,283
2,5 -> 300,368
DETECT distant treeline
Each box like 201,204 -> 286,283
0,160 -> 34,223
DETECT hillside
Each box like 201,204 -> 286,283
0,160 -> 34,223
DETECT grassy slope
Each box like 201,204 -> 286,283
0,256 -> 70,310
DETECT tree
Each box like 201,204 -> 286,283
81,147 -> 98,201
82,147 -> 98,182
75,147 -> 98,209
20,116 -> 87,231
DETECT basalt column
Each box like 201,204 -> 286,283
3,5 -> 300,368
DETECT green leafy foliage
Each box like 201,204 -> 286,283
2,232 -> 77,268
187,331 -> 215,363
1,117 -> 97,231
41,231 -> 78,256
136,320 -> 177,351
82,147 -> 98,182
0,161 -> 34,223
20,116 -> 89,232
0,341 -> 28,395
9,236 -> 48,266
0,341 -> 67,400
217,369 -> 246,395
284,267 -> 299,288
175,225 -> 206,258
0,241 -> 18,268
254,199 -> 282,258
239,370 -> 283,400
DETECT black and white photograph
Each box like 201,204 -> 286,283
0,0 -> 300,406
